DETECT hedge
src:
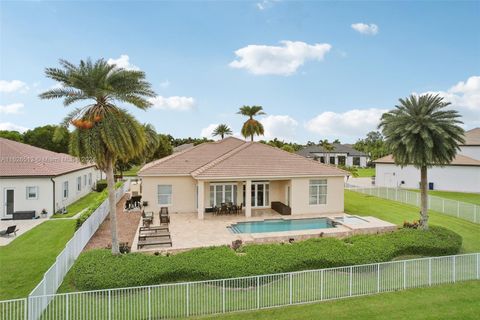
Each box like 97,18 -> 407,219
75,181 -> 124,230
66,226 -> 461,291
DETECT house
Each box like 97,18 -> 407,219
0,138 -> 101,219
374,128 -> 480,193
173,143 -> 194,153
296,144 -> 369,167
139,137 -> 347,219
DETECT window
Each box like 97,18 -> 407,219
338,156 -> 346,166
77,176 -> 82,192
83,175 -> 87,186
26,186 -> 38,200
157,185 -> 172,205
209,184 -> 238,207
88,173 -> 92,186
63,181 -> 69,199
309,179 -> 327,205
329,157 -> 335,165
319,156 -> 325,163
353,157 -> 361,166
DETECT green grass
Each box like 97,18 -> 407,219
409,189 -> 480,205
52,191 -> 104,218
123,165 -> 141,176
0,220 -> 76,300
356,168 -> 375,177
196,280 -> 480,320
345,190 -> 480,253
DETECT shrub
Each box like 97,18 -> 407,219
67,226 -> 462,291
95,180 -> 107,192
403,220 -> 420,229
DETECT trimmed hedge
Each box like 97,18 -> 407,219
95,180 -> 108,192
67,226 -> 461,291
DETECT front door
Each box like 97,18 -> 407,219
5,189 -> 14,216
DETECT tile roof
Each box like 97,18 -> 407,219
139,137 -> 347,178
462,127 -> 480,146
173,143 -> 194,153
0,138 -> 95,177
296,143 -> 367,158
374,154 -> 480,167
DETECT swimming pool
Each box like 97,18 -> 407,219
334,216 -> 369,224
229,218 -> 335,234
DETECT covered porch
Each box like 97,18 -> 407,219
196,179 -> 292,219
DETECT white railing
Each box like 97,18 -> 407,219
347,186 -> 479,224
1,253 -> 478,319
25,181 -> 129,318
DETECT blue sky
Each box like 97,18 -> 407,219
1,0 -> 479,143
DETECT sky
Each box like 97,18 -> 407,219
1,0 -> 479,144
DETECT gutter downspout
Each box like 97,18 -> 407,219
50,177 -> 56,216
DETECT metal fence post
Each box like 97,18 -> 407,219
349,266 -> 353,296
222,280 -> 226,313
256,276 -> 260,309
148,287 -> 151,320
66,294 -> 69,320
377,263 -> 380,293
477,253 -> 479,280
320,270 -> 324,301
428,258 -> 432,286
453,256 -> 456,283
108,289 -> 111,320
289,273 -> 293,305
186,283 -> 190,317
403,261 -> 407,289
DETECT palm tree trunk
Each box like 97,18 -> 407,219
250,135 -> 254,142
106,159 -> 120,254
420,165 -> 429,230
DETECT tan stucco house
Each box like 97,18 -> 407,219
139,137 -> 347,219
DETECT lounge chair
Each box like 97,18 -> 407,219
0,225 -> 18,237
159,207 -> 170,224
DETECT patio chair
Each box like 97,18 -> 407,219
235,203 -> 243,214
159,207 -> 170,224
220,203 -> 228,215
0,225 -> 19,237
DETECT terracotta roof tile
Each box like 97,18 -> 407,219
0,138 -> 95,177
463,127 -> 480,146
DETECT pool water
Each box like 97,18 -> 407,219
229,218 -> 335,234
334,216 -> 368,224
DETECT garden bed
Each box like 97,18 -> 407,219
62,226 -> 461,291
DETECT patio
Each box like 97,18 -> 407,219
132,209 -> 397,252
0,218 -> 47,246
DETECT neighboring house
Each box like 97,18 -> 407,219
0,138 -> 101,219
374,128 -> 480,193
296,144 -> 369,167
139,137 -> 347,219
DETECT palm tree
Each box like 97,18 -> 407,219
319,139 -> 335,164
379,94 -> 464,230
237,105 -> 266,141
40,58 -> 156,254
212,124 -> 233,139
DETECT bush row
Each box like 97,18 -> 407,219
75,181 -> 124,230
68,226 -> 462,291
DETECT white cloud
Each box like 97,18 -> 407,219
351,23 -> 379,35
200,124 -> 219,139
159,80 -> 171,88
0,80 -> 28,93
305,108 -> 387,139
0,103 -> 24,114
229,40 -> 332,76
107,54 -> 139,71
261,115 -> 299,141
148,96 -> 196,111
256,0 -> 278,10
0,122 -> 28,132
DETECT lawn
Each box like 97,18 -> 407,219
52,191 -> 104,218
0,220 -> 76,300
345,190 -> 480,253
356,167 -> 375,177
409,189 -> 480,206
196,280 -> 480,320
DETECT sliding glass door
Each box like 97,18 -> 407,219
209,184 -> 237,207
243,182 -> 270,207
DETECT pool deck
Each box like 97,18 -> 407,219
132,210 -> 397,253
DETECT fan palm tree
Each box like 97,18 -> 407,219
379,94 -> 464,230
237,105 -> 266,141
212,124 -> 233,139
319,139 -> 335,164
40,58 -> 156,254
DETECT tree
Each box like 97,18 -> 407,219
23,125 -> 70,153
212,124 -> 233,139
332,139 -> 341,144
379,94 -> 464,230
150,134 -> 173,160
281,145 -> 295,153
0,130 -> 23,142
354,131 -> 387,161
40,58 -> 155,254
237,105 -> 265,141
319,139 -> 335,164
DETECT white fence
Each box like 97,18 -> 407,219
1,253 -> 479,319
347,186 -> 479,224
25,181 -> 129,319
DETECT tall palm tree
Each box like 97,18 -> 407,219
379,94 -> 464,230
237,105 -> 266,141
319,139 -> 334,164
212,124 -> 233,139
40,58 -> 156,254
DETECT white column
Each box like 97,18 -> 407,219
245,180 -> 252,217
237,182 -> 243,206
197,180 -> 205,220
